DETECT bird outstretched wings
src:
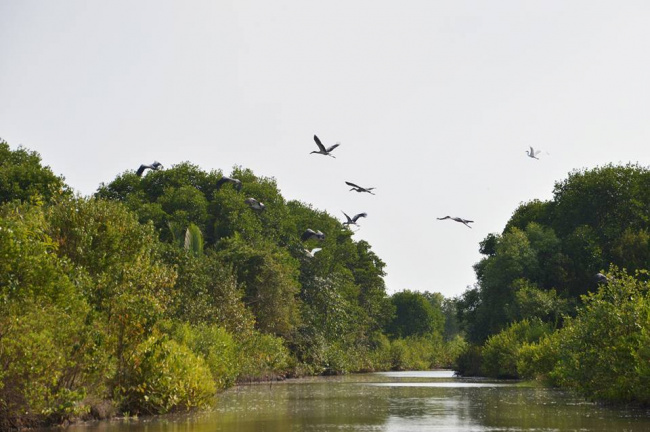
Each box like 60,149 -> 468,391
313,135 -> 326,152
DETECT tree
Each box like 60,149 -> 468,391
386,290 -> 441,338
0,139 -> 69,205
464,164 -> 650,344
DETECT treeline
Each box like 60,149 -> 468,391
0,140 -> 462,428
454,163 -> 650,405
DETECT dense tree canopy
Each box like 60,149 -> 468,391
459,164 -> 650,343
0,139 -> 69,204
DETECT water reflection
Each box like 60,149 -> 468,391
64,371 -> 650,432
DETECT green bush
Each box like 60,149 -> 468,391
455,345 -> 483,376
237,331 -> 290,381
166,322 -> 239,390
516,333 -> 561,383
119,336 -> 215,414
0,303 -> 89,428
388,335 -> 453,371
481,319 -> 552,378
547,270 -> 650,403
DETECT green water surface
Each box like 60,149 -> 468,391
66,371 -> 650,431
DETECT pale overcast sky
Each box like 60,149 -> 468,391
2,1 -> 649,298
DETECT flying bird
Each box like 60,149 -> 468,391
437,216 -> 474,228
342,211 -> 367,226
303,248 -> 322,258
301,229 -> 325,241
345,181 -> 375,195
311,135 -> 340,158
244,197 -> 265,211
216,176 -> 242,191
136,161 -> 163,177
526,146 -> 542,160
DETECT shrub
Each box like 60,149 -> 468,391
119,336 -> 215,414
0,303 -> 89,428
237,331 -> 290,381
454,345 -> 483,376
548,270 -> 650,403
166,322 -> 239,390
481,319 -> 552,378
516,333 -> 561,383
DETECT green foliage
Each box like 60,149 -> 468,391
543,269 -> 650,403
162,321 -> 239,390
0,203 -> 107,428
461,164 -> 650,345
387,333 -> 464,371
508,279 -> 569,327
454,345 -> 483,377
1,145 -> 403,426
0,303 -> 92,427
481,319 -> 552,378
45,198 -> 177,393
118,335 -> 215,414
516,333 -> 560,383
387,290 -> 443,338
162,248 -> 254,333
237,331 -> 291,380
184,223 -> 204,256
217,237 -> 301,338
0,140 -> 70,205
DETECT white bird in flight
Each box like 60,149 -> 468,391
526,146 -> 542,160
303,248 -> 322,258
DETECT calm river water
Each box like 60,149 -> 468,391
67,371 -> 650,432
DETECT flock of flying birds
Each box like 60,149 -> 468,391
135,138 -> 549,258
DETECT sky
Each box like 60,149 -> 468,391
2,0 -> 650,298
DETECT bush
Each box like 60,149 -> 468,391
0,303 -> 90,428
454,345 -> 483,376
388,334 -> 453,371
516,333 -> 561,383
481,319 -> 552,378
119,336 -> 215,414
166,322 -> 239,390
237,331 -> 290,381
547,270 -> 650,403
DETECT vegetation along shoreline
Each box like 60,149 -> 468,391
1,139 -> 649,429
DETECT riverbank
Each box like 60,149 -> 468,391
49,371 -> 650,432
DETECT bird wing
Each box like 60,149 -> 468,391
301,229 -> 315,241
352,212 -> 367,222
437,216 -> 450,220
136,165 -> 147,176
342,211 -> 352,223
313,135 -> 326,151
345,181 -> 361,189
311,248 -> 322,255
326,143 -> 340,152
216,177 -> 229,188
534,150 -> 541,156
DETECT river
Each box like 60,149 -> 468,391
66,371 -> 650,431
